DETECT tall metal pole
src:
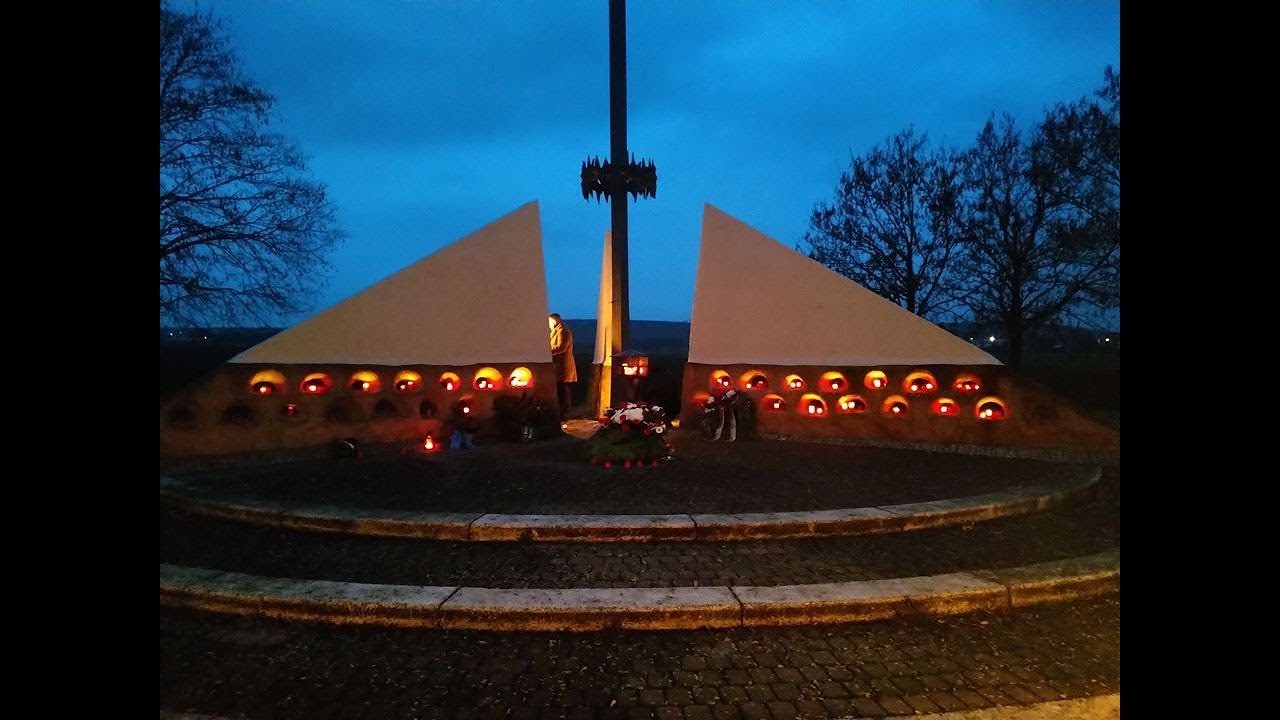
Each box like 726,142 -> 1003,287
608,0 -> 630,356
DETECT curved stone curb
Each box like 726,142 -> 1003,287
885,693 -> 1120,720
159,466 -> 1100,542
756,434 -> 1120,465
159,549 -> 1118,631
160,694 -> 1122,720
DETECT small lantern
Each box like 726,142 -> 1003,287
249,370 -> 286,396
394,370 -> 423,393
300,374 -> 331,394
932,398 -> 959,416
423,434 -> 436,451
904,372 -> 939,394
616,350 -> 650,377
882,395 -> 910,416
838,395 -> 866,413
976,398 -> 1008,420
508,367 -> 533,388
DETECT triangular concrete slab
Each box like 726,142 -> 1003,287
689,204 -> 1000,366
231,202 -> 552,366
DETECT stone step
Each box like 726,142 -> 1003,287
160,549 -> 1118,631
161,594 -> 1120,719
158,474 -> 1118,589
160,466 -> 1100,541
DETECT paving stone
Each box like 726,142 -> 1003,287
849,697 -> 888,717
163,439 -> 1093,515
904,694 -> 943,713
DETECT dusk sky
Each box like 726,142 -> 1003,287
178,0 -> 1120,324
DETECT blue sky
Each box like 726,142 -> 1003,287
178,0 -> 1119,323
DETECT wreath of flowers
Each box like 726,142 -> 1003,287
700,388 -> 756,440
585,401 -> 674,467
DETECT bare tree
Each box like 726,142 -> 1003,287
160,2 -> 341,327
1039,67 -> 1120,309
803,128 -> 969,320
959,110 -> 1120,368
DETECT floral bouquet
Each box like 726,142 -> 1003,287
492,391 -> 561,442
585,401 -> 674,467
701,389 -> 756,441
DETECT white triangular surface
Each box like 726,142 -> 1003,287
592,231 -> 613,365
688,204 -> 1000,366
231,202 -> 553,366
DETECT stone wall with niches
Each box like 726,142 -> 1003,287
161,361 -> 558,457
679,363 -> 1118,453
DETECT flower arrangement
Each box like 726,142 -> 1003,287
585,401 -> 673,467
701,388 -> 756,441
492,391 -> 561,442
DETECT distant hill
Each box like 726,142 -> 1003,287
563,320 -> 691,357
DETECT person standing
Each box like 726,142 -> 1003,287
548,313 -> 577,420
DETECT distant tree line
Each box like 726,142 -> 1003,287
804,68 -> 1119,367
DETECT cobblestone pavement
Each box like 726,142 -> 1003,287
159,471 -> 1117,588
163,436 -> 1093,515
160,595 -> 1120,719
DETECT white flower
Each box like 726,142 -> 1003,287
653,425 -> 664,434
624,408 -> 645,423
651,405 -> 662,412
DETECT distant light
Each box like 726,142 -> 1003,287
424,434 -> 435,451
988,336 -> 996,343
1104,337 -> 1111,343
360,381 -> 369,391
168,332 -> 174,337
873,379 -> 883,388
892,405 -> 901,413
940,405 -> 949,413
462,405 -> 471,414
